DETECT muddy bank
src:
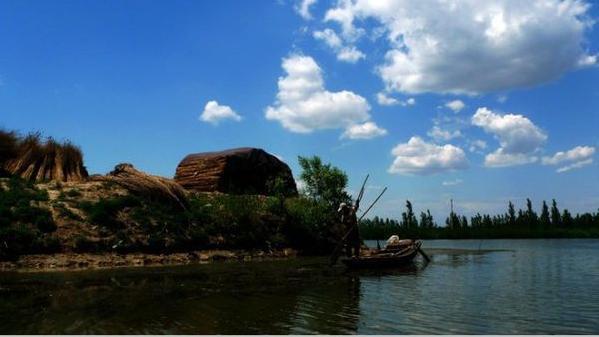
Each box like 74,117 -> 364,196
0,248 -> 298,273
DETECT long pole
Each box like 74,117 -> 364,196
358,187 -> 387,221
330,187 -> 387,265
355,174 -> 369,209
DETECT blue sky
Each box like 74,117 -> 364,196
1,0 -> 598,221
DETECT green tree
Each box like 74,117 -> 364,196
297,156 -> 350,207
551,199 -> 561,227
525,198 -> 539,229
539,200 -> 550,228
419,209 -> 434,228
507,201 -> 516,227
562,209 -> 574,228
401,200 -> 418,229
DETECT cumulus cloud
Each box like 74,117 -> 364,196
542,146 -> 595,165
469,139 -> 488,153
313,28 -> 342,49
427,126 -> 462,142
295,0 -> 317,20
313,29 -> 365,63
337,46 -> 365,63
266,54 -> 383,138
472,107 -> 547,167
556,159 -> 593,173
376,92 -> 398,106
324,0 -> 596,94
388,136 -> 468,175
542,145 -> 595,173
484,149 -> 539,168
445,100 -> 465,113
376,92 -> 415,106
200,101 -> 242,125
341,121 -> 387,139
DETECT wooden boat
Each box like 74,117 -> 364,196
341,241 -> 422,269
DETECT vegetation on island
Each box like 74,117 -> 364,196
360,199 -> 599,240
2,127 -> 598,263
0,134 -> 350,260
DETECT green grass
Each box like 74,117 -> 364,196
0,178 -> 59,259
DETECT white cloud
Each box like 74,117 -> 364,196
542,145 -> 595,173
484,149 -> 539,167
427,126 -> 462,142
313,28 -> 342,49
442,179 -> 463,186
200,101 -> 242,125
337,46 -> 365,63
445,100 -> 465,113
295,0 -> 317,20
341,121 -> 387,139
388,136 -> 468,175
266,54 -> 378,136
469,139 -> 487,153
472,107 -> 547,167
323,0 -> 596,94
376,92 -> 398,106
313,29 -> 365,63
542,146 -> 595,165
556,159 -> 593,173
376,92 -> 415,106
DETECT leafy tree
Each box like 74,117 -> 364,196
551,199 -> 561,227
461,215 -> 469,228
297,156 -> 350,207
507,201 -> 516,227
401,200 -> 418,229
419,209 -> 435,228
446,211 -> 461,229
525,198 -> 539,229
562,209 -> 574,228
540,200 -> 550,228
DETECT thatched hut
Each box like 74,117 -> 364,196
174,147 -> 297,196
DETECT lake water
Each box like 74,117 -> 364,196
1,239 -> 598,334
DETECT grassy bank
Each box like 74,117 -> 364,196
0,177 -> 341,261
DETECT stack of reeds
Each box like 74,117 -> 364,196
0,130 -> 88,182
100,163 -> 189,210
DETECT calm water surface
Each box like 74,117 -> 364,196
1,239 -> 598,334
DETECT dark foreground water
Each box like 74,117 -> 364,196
1,239 -> 598,334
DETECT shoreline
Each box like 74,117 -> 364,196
0,248 -> 298,273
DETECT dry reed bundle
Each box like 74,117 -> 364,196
0,130 -> 19,175
101,163 -> 189,210
2,132 -> 88,182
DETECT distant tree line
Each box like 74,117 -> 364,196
360,199 -> 599,239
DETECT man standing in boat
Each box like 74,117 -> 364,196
338,202 -> 361,257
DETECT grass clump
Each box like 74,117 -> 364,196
79,195 -> 141,230
0,178 -> 59,259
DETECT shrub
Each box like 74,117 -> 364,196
79,195 -> 141,230
0,225 -> 38,260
